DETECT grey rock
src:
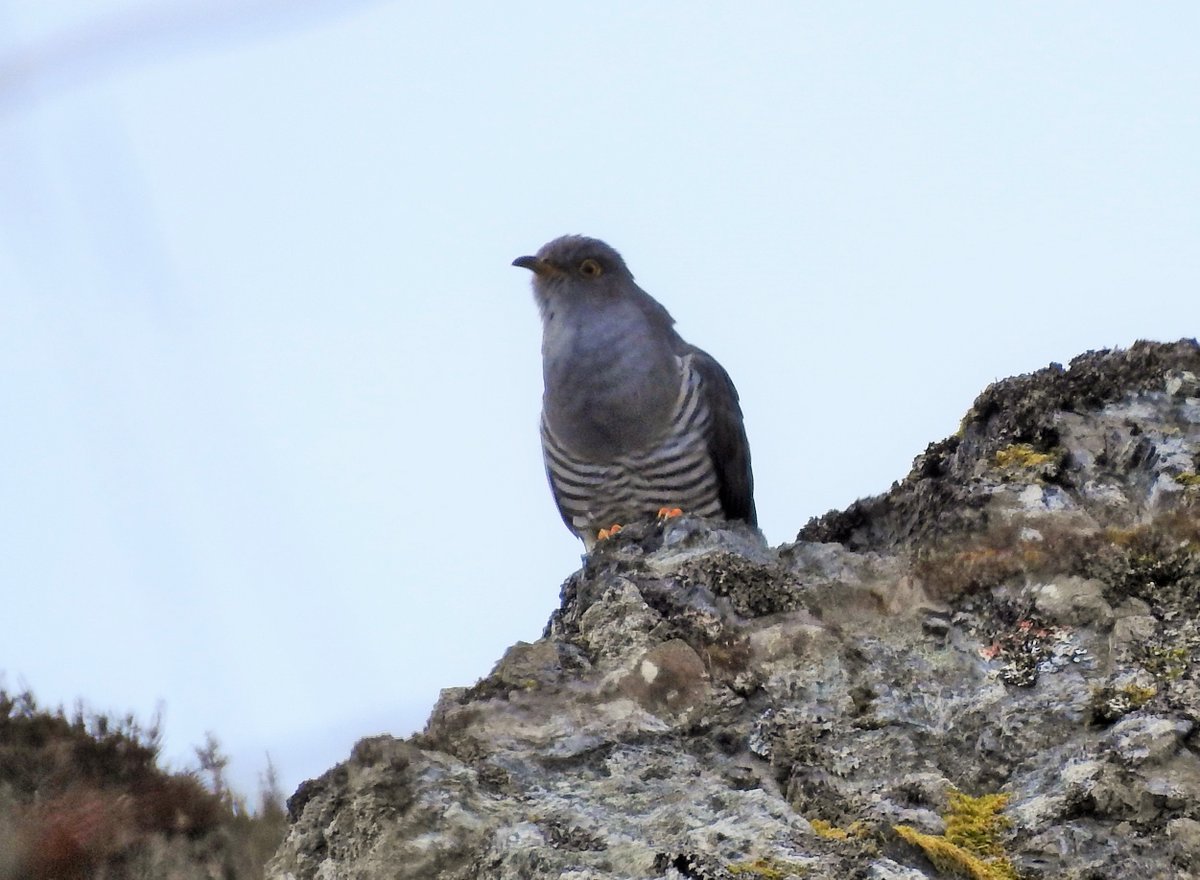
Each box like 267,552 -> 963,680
1105,714 -> 1193,765
1168,817 -> 1200,857
867,859 -> 936,880
1031,576 -> 1114,628
268,339 -> 1200,880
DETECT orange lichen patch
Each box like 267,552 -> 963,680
978,611 -> 1076,688
657,507 -> 684,520
1015,619 -> 1054,637
979,643 -> 1003,661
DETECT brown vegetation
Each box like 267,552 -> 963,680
0,688 -> 286,880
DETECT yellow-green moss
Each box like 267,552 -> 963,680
994,443 -> 1054,470
727,856 -> 808,878
810,818 -> 848,840
1122,682 -> 1158,707
1091,679 -> 1160,722
1146,645 -> 1190,680
895,826 -> 1017,880
1175,472 -> 1200,487
894,791 -> 1017,880
809,818 -> 868,841
944,792 -> 1011,856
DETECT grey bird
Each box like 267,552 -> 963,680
513,235 -> 756,549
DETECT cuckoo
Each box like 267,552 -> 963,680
513,235 -> 755,549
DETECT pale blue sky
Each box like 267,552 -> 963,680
2,2 -> 1197,796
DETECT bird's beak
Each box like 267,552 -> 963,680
512,255 -> 558,277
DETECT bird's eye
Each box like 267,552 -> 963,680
579,258 -> 603,278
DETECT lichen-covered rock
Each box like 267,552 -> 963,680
268,339 -> 1200,880
799,338 -> 1200,552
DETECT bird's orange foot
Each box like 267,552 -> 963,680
656,507 -> 684,521
596,524 -> 624,541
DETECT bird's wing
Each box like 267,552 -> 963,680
684,345 -> 757,526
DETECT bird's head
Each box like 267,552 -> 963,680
512,235 -> 636,318
513,234 -> 632,284
514,235 -> 677,340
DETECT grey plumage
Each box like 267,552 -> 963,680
514,235 -> 755,548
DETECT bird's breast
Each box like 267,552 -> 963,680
541,318 -> 681,460
541,354 -> 724,534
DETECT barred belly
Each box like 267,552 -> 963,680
541,355 -> 722,536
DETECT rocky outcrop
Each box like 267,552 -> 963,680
268,339 -> 1200,880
